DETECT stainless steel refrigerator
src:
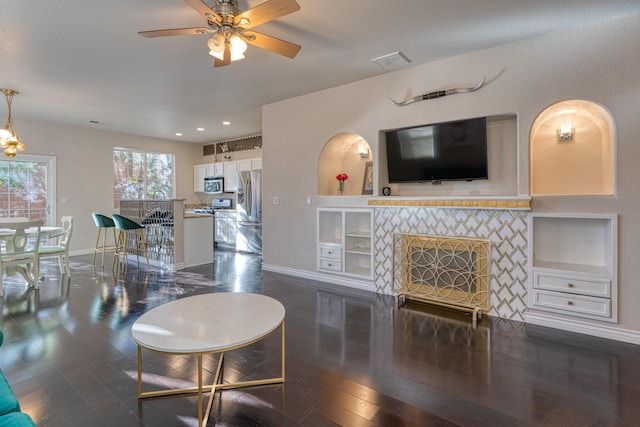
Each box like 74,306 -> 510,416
236,169 -> 262,255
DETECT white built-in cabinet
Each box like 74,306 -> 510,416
317,208 -> 373,280
193,158 -> 261,193
529,213 -> 618,322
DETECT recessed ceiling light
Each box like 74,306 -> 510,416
222,121 -> 231,126
175,132 -> 183,136
197,127 -> 205,131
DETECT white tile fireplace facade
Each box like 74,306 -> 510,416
373,206 -> 529,321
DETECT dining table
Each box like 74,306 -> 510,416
0,225 -> 66,286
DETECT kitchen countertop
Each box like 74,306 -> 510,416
184,213 -> 214,219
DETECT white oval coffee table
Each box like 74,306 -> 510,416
132,292 -> 286,427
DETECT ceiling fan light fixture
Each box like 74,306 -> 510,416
140,0 -> 301,67
207,33 -> 225,54
230,35 -> 247,61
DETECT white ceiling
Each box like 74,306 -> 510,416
1,0 -> 639,144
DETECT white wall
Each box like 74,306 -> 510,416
11,118 -> 204,255
262,13 -> 640,330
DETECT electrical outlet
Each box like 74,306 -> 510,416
273,196 -> 279,205
306,196 -> 311,205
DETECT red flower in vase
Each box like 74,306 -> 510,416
336,173 -> 349,181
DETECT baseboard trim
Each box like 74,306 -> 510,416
69,249 -> 182,271
262,264 -> 377,293
70,249 -> 96,257
525,312 -> 640,345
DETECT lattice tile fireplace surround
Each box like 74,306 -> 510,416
373,206 -> 529,321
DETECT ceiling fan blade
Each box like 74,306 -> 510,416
243,31 -> 301,58
184,0 -> 222,22
138,27 -> 210,38
234,0 -> 300,29
215,43 -> 231,67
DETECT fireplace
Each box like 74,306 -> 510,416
394,233 -> 490,326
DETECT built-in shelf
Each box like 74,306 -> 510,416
346,231 -> 370,238
318,208 -> 373,280
529,213 -> 618,323
533,260 -> 611,276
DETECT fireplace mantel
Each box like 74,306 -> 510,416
368,197 -> 531,210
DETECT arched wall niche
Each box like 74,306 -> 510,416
530,99 -> 615,196
318,132 -> 372,196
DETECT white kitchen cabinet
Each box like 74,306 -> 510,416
317,208 -> 373,280
194,164 -> 206,192
223,161 -> 237,192
237,159 -> 252,172
528,213 -> 618,322
205,163 -> 221,177
214,210 -> 237,249
237,158 -> 262,171
197,158 -> 260,192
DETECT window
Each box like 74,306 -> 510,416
113,148 -> 174,208
0,155 -> 55,224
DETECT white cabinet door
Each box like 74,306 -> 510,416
237,159 -> 252,172
213,163 -> 224,177
223,161 -> 237,192
205,163 -> 216,177
194,164 -> 206,192
251,158 -> 262,170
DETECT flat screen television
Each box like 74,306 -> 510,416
385,117 -> 488,183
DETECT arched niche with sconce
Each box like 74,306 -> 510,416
530,100 -> 615,196
318,132 -> 372,196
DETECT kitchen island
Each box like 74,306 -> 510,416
183,213 -> 214,268
120,199 -> 213,270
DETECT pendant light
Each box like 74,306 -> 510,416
0,89 -> 25,158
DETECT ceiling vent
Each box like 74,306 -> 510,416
371,51 -> 411,70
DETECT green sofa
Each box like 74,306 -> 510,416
0,332 -> 36,426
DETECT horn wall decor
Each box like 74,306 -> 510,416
391,76 -> 486,106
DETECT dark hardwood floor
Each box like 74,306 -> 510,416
1,251 -> 639,426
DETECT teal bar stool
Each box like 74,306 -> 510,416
91,213 -> 117,268
112,214 -> 149,270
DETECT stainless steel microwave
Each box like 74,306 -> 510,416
204,176 -> 224,194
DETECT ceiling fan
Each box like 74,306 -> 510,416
139,0 -> 301,67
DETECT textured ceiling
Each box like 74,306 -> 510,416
0,0 -> 638,144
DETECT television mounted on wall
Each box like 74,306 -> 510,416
385,117 -> 488,184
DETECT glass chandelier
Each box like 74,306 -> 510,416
0,89 -> 25,158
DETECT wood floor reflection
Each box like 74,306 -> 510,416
1,252 -> 639,426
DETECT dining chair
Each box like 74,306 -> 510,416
112,214 -> 149,270
0,220 -> 43,296
91,213 -> 117,268
38,216 -> 74,276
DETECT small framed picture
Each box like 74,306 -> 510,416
362,161 -> 373,195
